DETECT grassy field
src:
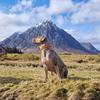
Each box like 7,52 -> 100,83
0,53 -> 100,100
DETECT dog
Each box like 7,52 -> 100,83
32,36 -> 68,81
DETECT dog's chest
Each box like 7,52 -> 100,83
40,49 -> 57,72
41,50 -> 50,64
41,50 -> 54,66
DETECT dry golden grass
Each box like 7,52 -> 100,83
0,53 -> 100,100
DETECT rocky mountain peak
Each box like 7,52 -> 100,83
0,20 -> 99,54
34,20 -> 58,31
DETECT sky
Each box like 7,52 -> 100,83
0,0 -> 100,50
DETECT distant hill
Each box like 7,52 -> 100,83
0,21 -> 98,54
81,42 -> 100,54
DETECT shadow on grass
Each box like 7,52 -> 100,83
0,76 -> 32,84
68,76 -> 90,81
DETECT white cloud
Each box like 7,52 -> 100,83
71,0 -> 100,24
0,0 -> 75,39
47,0 -> 100,24
10,0 -> 34,13
0,11 -> 31,26
55,15 -> 65,27
84,26 -> 100,44
0,5 -> 51,39
0,25 -> 29,41
0,11 -> 32,41
47,0 -> 82,15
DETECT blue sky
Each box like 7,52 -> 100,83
0,0 -> 100,49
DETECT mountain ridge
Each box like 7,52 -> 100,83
0,21 -> 99,54
81,42 -> 100,54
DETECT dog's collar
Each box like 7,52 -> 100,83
39,44 -> 52,51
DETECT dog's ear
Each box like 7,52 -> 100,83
32,36 -> 47,44
41,36 -> 47,42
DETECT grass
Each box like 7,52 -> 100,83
0,53 -> 100,100
0,53 -> 39,61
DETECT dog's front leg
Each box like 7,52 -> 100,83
43,64 -> 48,82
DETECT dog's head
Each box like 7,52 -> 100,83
32,36 -> 47,45
32,36 -> 52,50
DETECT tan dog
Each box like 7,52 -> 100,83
32,36 -> 68,81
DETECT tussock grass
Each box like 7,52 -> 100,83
0,53 -> 100,100
0,53 -> 39,61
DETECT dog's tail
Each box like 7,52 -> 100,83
63,68 -> 68,78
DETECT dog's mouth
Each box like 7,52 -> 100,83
32,36 -> 47,44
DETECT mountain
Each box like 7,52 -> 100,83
0,45 -> 6,54
81,42 -> 100,54
0,21 -> 93,53
0,32 -> 21,47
